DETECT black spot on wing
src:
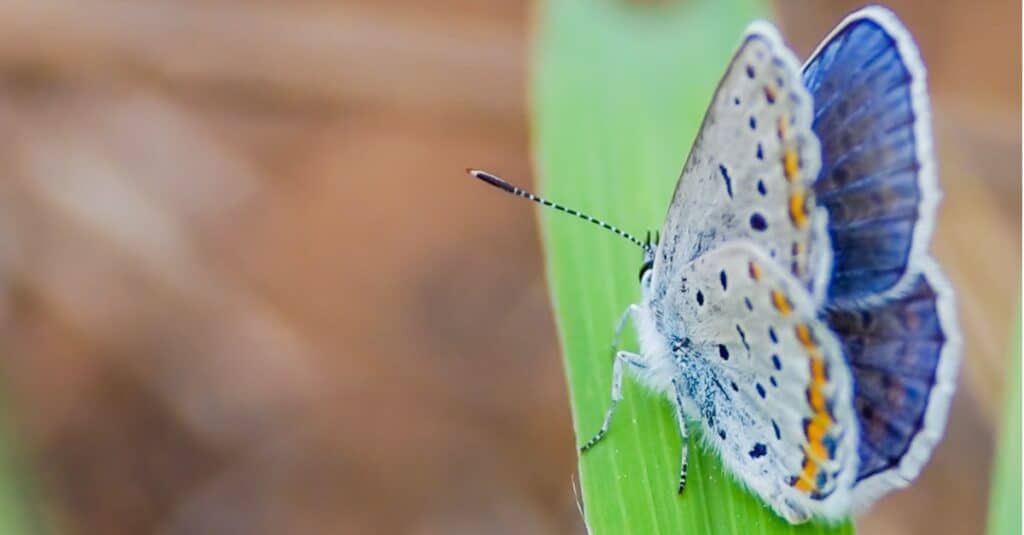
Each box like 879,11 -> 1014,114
748,443 -> 767,458
750,213 -> 767,231
718,344 -> 730,360
735,325 -> 749,352
719,164 -> 733,199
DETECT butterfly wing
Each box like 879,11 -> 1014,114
803,6 -> 939,306
661,241 -> 859,520
654,22 -> 831,305
826,259 -> 960,509
804,6 -> 960,507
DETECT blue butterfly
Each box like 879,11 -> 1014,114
471,5 -> 960,524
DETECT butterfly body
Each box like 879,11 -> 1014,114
596,6 -> 959,524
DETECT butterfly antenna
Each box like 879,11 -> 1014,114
468,168 -> 648,251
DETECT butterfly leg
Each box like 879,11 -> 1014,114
610,304 -> 640,351
671,378 -> 689,494
580,351 -> 647,452
776,498 -> 811,525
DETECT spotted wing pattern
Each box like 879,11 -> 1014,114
659,241 -> 859,520
654,22 -> 831,306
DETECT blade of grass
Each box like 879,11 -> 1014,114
531,1 -> 854,533
987,309 -> 1020,535
0,391 -> 39,534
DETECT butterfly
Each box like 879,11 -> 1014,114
469,5 -> 960,524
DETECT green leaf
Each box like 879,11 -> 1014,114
531,1 -> 853,533
987,309 -> 1021,535
0,396 -> 39,534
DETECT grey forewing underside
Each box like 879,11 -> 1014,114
653,24 -> 830,306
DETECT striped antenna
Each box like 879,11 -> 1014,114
468,168 -> 648,251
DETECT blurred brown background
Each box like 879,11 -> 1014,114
0,0 -> 1015,533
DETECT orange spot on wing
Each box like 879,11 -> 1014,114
807,384 -> 827,414
783,147 -> 799,181
792,325 -> 837,492
794,476 -> 815,492
777,115 -> 789,139
805,417 -> 827,443
795,324 -> 815,349
748,261 -> 763,281
803,357 -> 834,469
810,357 -> 828,384
770,289 -> 792,316
793,457 -> 818,492
807,357 -> 830,414
789,189 -> 808,228
808,438 -> 829,462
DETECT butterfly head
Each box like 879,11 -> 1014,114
638,230 -> 659,287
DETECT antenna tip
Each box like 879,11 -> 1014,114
467,168 -> 515,193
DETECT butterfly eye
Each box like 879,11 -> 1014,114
638,259 -> 654,282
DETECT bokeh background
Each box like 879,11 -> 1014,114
0,0 -> 1016,533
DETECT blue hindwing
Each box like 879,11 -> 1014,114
824,274 -> 946,482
